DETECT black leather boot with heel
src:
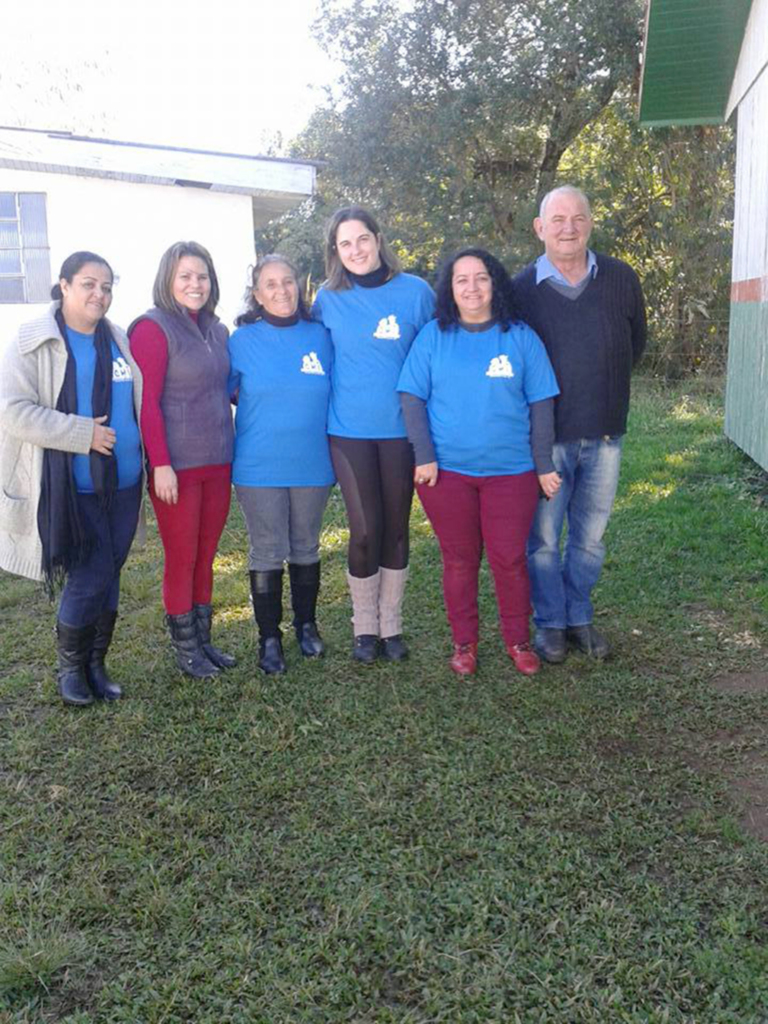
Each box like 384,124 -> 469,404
194,603 -> 237,669
166,610 -> 220,678
249,569 -> 286,675
87,609 -> 123,700
288,561 -> 324,658
57,620 -> 96,707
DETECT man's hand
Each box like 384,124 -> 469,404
538,471 -> 561,499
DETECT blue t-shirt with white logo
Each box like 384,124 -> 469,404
228,318 -> 335,487
67,328 -> 142,493
313,273 -> 435,439
397,319 -> 560,477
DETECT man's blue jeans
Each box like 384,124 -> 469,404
527,436 -> 623,629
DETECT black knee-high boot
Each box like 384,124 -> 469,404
87,609 -> 123,700
289,561 -> 324,657
249,569 -> 286,675
57,620 -> 96,706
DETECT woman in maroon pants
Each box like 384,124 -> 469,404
129,241 -> 235,678
397,248 -> 561,677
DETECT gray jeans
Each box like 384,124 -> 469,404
235,485 -> 332,571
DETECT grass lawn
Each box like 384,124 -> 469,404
2,377 -> 768,1023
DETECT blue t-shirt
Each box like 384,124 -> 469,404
67,328 -> 142,493
313,273 -> 435,439
397,319 -> 560,477
228,318 -> 335,487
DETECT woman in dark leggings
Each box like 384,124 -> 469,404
313,207 -> 435,663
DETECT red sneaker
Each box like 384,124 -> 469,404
506,642 -> 541,676
450,642 -> 478,676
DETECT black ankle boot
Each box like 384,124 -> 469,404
166,610 -> 220,678
86,610 -> 123,700
194,604 -> 237,669
288,562 -> 324,658
57,620 -> 96,706
250,570 -> 286,675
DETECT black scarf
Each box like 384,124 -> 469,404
37,309 -> 117,592
348,264 -> 390,288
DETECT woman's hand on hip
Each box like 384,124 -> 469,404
154,465 -> 179,505
538,471 -> 561,500
91,415 -> 116,455
415,462 -> 438,487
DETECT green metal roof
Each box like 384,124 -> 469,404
639,0 -> 752,126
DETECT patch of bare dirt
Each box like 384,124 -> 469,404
595,735 -> 642,759
711,671 -> 768,694
683,723 -> 768,842
682,602 -> 763,651
731,776 -> 768,841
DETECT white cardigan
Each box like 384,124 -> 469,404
0,303 -> 144,582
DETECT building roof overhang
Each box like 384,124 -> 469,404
638,0 -> 752,126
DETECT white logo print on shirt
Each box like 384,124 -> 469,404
112,357 -> 133,382
486,354 -> 514,378
373,314 -> 401,340
300,351 -> 325,375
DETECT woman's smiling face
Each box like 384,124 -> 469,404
172,255 -> 211,312
334,219 -> 382,276
60,261 -> 114,332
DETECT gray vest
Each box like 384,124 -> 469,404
131,307 -> 234,471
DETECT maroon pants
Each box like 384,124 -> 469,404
150,463 -> 232,615
418,469 -> 539,646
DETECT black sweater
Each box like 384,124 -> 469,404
512,255 -> 646,443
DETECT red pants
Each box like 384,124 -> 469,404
150,463 -> 232,615
418,469 -> 539,646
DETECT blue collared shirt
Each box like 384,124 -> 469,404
535,250 -> 598,287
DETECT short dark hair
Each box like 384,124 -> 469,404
152,241 -> 220,314
51,251 -> 113,300
434,247 -> 516,331
323,205 -> 401,291
234,254 -> 310,327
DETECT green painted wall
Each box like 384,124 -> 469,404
725,300 -> 768,471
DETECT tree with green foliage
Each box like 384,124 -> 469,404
263,0 -> 644,273
258,0 -> 734,375
563,100 -> 734,376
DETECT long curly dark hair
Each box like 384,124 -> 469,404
434,247 -> 517,332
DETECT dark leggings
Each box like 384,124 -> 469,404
329,436 -> 414,577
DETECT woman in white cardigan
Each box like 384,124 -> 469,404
0,252 -> 144,706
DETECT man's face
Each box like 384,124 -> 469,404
534,192 -> 593,263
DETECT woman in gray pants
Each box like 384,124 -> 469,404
228,255 -> 334,675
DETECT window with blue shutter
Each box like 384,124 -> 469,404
0,192 -> 52,303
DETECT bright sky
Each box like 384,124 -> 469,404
2,0 -> 335,154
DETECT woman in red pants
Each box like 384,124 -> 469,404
129,241 -> 235,678
397,248 -> 561,677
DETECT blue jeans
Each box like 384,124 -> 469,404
527,436 -> 623,629
58,483 -> 142,627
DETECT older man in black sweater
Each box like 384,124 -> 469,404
513,186 -> 646,663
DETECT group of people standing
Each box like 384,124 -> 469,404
0,185 -> 646,706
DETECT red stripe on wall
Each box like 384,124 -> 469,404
731,277 -> 768,302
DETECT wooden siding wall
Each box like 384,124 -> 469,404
724,62 -> 768,471
727,0 -> 768,117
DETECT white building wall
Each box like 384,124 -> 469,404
726,0 -> 768,119
731,67 -> 768,285
0,167 -> 256,346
